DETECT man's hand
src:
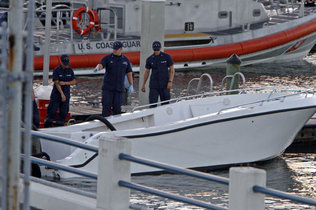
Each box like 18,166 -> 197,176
141,85 -> 146,92
167,81 -> 172,89
128,85 -> 134,94
61,94 -> 66,102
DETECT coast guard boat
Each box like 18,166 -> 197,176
28,0 -> 316,75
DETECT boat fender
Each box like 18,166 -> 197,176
85,115 -> 116,131
72,7 -> 97,35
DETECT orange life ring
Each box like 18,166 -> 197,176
72,7 -> 96,35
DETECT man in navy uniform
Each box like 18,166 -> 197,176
141,41 -> 175,107
94,41 -> 134,117
44,54 -> 76,127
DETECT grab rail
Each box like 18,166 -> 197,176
187,73 -> 213,95
216,89 -> 315,115
220,72 -> 246,91
132,87 -> 314,113
132,86 -> 270,112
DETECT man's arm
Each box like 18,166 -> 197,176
126,72 -> 133,86
141,69 -> 150,92
167,65 -> 175,89
59,79 -> 76,86
54,80 -> 66,102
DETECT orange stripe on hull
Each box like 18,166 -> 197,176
34,19 -> 316,70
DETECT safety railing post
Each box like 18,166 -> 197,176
96,134 -> 131,209
229,167 -> 266,210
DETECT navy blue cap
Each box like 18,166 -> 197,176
152,41 -> 161,51
113,41 -> 123,50
61,54 -> 70,65
33,45 -> 40,51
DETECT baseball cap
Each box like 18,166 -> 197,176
152,41 -> 161,51
33,45 -> 40,51
113,41 -> 123,50
61,54 -> 70,65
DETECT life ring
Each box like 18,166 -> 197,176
72,7 -> 96,35
93,10 -> 101,32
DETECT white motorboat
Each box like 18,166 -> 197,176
38,86 -> 316,179
24,0 -> 316,75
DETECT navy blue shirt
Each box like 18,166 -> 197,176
145,52 -> 173,89
51,65 -> 75,97
100,53 -> 133,92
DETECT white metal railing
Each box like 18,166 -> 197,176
220,72 -> 246,91
187,73 -> 213,95
132,86 -> 270,112
216,89 -> 315,115
32,3 -> 118,45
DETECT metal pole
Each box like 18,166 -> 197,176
138,0 -> 165,105
43,0 -> 53,86
1,22 -> 9,210
23,0 -> 36,209
7,0 -> 24,209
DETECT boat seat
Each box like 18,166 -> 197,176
109,109 -> 155,124
190,104 -> 213,118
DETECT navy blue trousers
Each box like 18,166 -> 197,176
102,90 -> 123,117
32,100 -> 40,129
44,95 -> 69,127
149,88 -> 170,108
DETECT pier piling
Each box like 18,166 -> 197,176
229,167 -> 266,210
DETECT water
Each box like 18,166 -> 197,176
36,55 -> 316,209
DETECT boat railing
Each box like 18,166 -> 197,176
133,87 -> 314,115
32,3 -> 118,45
220,72 -> 246,92
187,73 -> 213,95
217,89 -> 315,115
96,7 -> 118,40
132,86 -> 269,112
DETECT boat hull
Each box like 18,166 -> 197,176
39,91 -> 316,179
129,108 -> 314,173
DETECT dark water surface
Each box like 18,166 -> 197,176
36,55 -> 316,209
